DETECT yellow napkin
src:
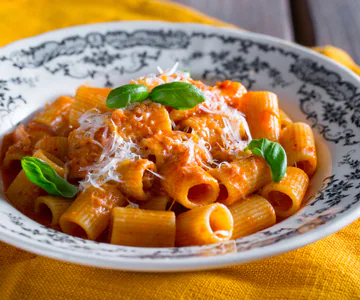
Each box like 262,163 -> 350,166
0,1 -> 359,299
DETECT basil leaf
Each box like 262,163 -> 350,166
244,138 -> 287,182
106,84 -> 149,108
21,157 -> 78,198
149,82 -> 205,110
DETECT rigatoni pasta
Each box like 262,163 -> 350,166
208,156 -> 271,206
1,65 -> 318,247
279,108 -> 293,129
34,136 -> 68,161
69,86 -> 112,127
110,207 -> 176,247
240,91 -> 281,141
116,159 -> 157,201
35,196 -> 73,226
280,122 -> 317,177
60,185 -> 127,240
216,80 -> 247,110
160,162 -> 220,209
32,96 -> 74,136
228,195 -> 276,239
176,203 -> 233,246
33,149 -> 65,177
139,195 -> 169,211
5,170 -> 43,213
260,167 -> 309,217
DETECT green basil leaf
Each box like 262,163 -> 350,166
149,82 -> 205,110
106,84 -> 149,108
244,138 -> 287,182
21,157 -> 78,198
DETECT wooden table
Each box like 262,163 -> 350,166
172,0 -> 360,64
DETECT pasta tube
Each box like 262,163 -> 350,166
139,195 -> 169,211
178,115 -> 249,152
169,107 -> 198,123
32,96 -> 74,135
111,102 -> 172,141
34,136 -> 68,161
208,156 -> 271,206
3,143 -> 32,169
176,203 -> 233,246
67,126 -> 108,179
5,170 -> 43,213
179,115 -> 224,146
140,131 -> 189,167
5,149 -> 66,212
240,91 -> 281,141
280,122 -> 317,177
1,124 -> 30,163
140,136 -> 168,167
216,80 -> 247,109
160,162 -> 220,209
2,125 -> 31,169
33,149 -> 65,177
261,167 -> 309,217
110,207 -> 176,247
60,185 -> 127,240
35,196 -> 73,226
69,86 -> 112,127
228,194 -> 276,239
279,108 -> 293,129
27,122 -> 55,144
116,159 -> 157,201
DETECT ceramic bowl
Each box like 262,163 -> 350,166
1,21 -> 359,271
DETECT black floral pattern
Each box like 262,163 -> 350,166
291,59 -> 360,135
0,25 -> 359,261
199,54 -> 292,89
322,102 -> 348,127
82,51 -> 125,67
297,84 -> 359,145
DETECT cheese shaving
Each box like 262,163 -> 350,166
133,62 -> 192,87
127,201 -> 140,209
198,90 -> 252,154
146,168 -> 165,180
78,112 -> 141,190
76,64 -> 253,190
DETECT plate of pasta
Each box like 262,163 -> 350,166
0,21 -> 359,271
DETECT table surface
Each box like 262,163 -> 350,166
172,0 -> 360,64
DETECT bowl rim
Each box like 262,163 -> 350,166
1,20 -> 360,272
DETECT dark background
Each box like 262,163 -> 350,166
172,0 -> 360,64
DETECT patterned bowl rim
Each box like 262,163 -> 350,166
0,21 -> 360,272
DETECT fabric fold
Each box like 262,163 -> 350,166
0,0 -> 359,299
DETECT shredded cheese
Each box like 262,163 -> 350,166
146,168 -> 165,180
198,89 -> 252,155
133,62 -> 192,87
127,201 -> 140,209
76,64 -> 253,190
78,112 -> 141,190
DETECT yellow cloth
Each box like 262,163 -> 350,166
0,0 -> 359,299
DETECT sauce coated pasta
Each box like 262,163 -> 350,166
0,65 -> 317,247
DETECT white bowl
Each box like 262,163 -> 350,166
1,21 -> 359,272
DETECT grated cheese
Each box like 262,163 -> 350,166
133,62 -> 192,87
76,64 -> 253,190
146,168 -> 165,180
198,90 -> 252,155
78,112 -> 141,190
127,201 -> 140,209
183,137 -> 196,164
